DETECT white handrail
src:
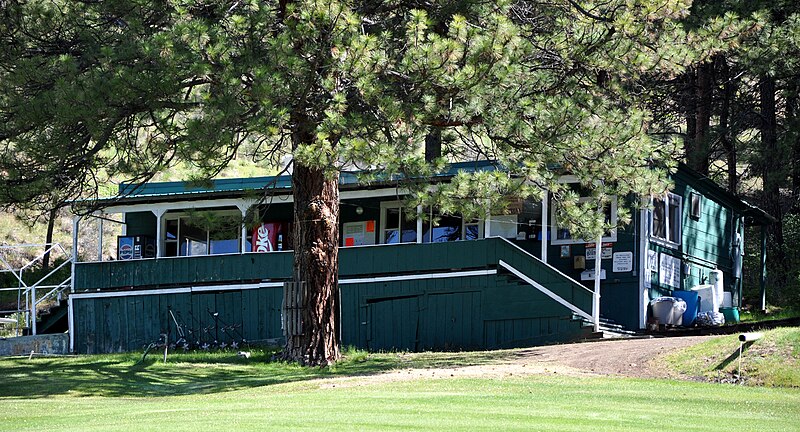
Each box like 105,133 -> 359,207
0,243 -> 73,335
498,260 -> 592,320
494,237 -> 594,294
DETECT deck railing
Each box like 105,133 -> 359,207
0,243 -> 72,335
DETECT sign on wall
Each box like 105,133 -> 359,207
647,250 -> 658,271
585,242 -> 613,260
658,253 -> 681,288
612,251 -> 633,272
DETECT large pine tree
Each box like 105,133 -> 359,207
1,0 -> 689,365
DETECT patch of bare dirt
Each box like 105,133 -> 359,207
316,336 -> 718,389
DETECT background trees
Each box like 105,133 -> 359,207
645,1 -> 800,307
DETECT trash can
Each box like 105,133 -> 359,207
672,290 -> 699,326
650,297 -> 687,326
720,306 -> 740,324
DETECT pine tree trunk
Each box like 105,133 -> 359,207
760,75 -> 787,299
682,68 -> 697,164
282,162 -> 341,366
425,127 -> 442,162
787,84 -> 800,204
692,61 -> 712,175
42,207 -> 57,272
717,56 -> 737,193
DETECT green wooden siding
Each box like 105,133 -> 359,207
72,238 -> 593,353
646,170 -> 741,305
124,212 -> 157,238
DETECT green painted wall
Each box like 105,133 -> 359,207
542,196 -> 641,330
72,238 -> 594,353
124,212 -> 157,238
73,273 -> 589,354
646,170 -> 741,306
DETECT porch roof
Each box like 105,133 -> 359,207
78,160 -> 500,207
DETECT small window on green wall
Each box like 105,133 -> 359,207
651,192 -> 682,246
690,192 -> 701,220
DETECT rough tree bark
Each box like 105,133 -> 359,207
682,67 -> 697,164
760,74 -> 787,297
42,206 -> 57,272
284,162 -> 341,365
717,55 -> 737,193
691,61 -> 713,175
282,117 -> 341,366
425,127 -> 442,162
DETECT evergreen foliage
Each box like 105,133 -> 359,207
1,1 -> 709,363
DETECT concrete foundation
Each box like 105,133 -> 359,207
0,334 -> 69,356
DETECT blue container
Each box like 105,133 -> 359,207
672,290 -> 700,326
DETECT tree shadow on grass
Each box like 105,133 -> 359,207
0,348 -> 513,399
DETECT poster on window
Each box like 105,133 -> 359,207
658,253 -> 681,288
342,221 -> 376,247
252,222 -> 281,252
647,250 -> 658,271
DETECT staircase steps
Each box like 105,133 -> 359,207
36,300 -> 69,334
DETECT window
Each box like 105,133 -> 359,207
380,202 -> 417,244
421,208 -> 483,242
651,192 -> 682,246
690,192 -> 702,220
550,197 -> 618,245
163,211 -> 242,256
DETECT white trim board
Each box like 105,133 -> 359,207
70,269 -> 498,300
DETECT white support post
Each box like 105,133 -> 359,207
97,215 -> 104,262
593,235 -> 602,334
68,296 -> 75,353
238,203 -> 249,253
30,283 -> 37,335
541,191 -> 549,263
152,209 -> 166,258
484,202 -> 491,238
416,205 -> 423,244
638,208 -> 649,329
71,216 -> 80,293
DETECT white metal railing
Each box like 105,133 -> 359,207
0,243 -> 72,336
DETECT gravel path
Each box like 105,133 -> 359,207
316,336 -> 717,388
508,335 -> 717,378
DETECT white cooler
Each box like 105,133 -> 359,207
651,297 -> 687,326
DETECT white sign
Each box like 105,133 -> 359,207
586,244 -> 613,260
644,270 -> 652,289
580,269 -> 606,281
647,250 -> 658,271
659,253 -> 681,288
612,251 -> 633,272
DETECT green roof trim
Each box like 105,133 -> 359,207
114,160 -> 499,200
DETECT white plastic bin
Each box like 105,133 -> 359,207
691,284 -> 719,313
709,270 -> 724,307
651,297 -> 687,326
722,291 -> 732,308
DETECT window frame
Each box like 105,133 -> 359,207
162,209 -> 243,256
379,201 -> 417,244
649,192 -> 682,247
421,207 -> 484,243
550,196 -> 618,245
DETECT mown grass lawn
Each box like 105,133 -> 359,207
1,349 -> 798,432
660,327 -> 800,387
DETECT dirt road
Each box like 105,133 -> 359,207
318,336 -> 716,388
509,335 -> 716,378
